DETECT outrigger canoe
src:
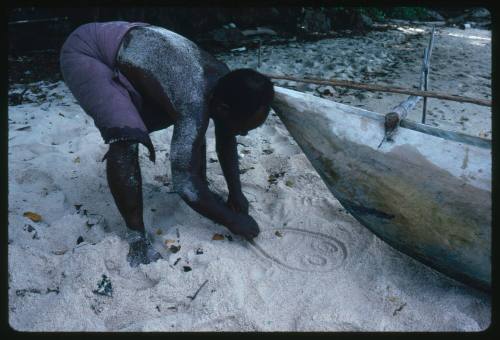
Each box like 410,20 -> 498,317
271,86 -> 491,290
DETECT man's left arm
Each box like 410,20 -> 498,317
215,123 -> 249,214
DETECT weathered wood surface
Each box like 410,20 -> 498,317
271,86 -> 491,290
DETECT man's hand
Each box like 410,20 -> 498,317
227,191 -> 249,215
227,213 -> 260,240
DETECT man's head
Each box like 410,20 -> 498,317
210,68 -> 274,136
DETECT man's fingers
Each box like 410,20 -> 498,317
227,201 -> 240,213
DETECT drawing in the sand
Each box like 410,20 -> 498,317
250,228 -> 348,273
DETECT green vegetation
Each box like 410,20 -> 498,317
327,6 -> 432,23
358,7 -> 387,21
385,7 -> 431,20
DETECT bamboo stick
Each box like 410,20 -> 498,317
422,26 -> 436,123
265,74 -> 491,107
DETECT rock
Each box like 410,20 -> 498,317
359,13 -> 373,28
469,8 -> 490,20
241,27 -> 277,37
230,47 -> 247,52
426,10 -> 445,21
209,27 -> 246,47
363,65 -> 374,73
317,85 -> 336,96
301,9 -> 331,33
93,274 -> 113,297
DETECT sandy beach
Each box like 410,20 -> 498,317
8,23 -> 491,331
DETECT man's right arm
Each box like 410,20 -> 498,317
170,116 -> 259,239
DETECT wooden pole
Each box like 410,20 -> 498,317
422,26 -> 436,123
265,74 -> 491,107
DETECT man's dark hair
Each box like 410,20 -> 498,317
212,68 -> 274,119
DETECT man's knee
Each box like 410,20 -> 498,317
102,141 -> 139,162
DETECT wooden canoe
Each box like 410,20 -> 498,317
271,86 -> 491,290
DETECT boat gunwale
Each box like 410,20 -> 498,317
273,86 -> 491,150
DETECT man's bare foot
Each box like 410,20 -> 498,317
126,231 -> 163,267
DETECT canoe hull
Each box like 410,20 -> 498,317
271,87 -> 491,290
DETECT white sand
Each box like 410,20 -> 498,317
8,24 -> 491,331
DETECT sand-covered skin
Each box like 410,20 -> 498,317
8,24 -> 491,331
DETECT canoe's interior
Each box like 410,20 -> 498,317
272,87 -> 491,150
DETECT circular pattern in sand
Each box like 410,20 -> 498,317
251,228 -> 347,273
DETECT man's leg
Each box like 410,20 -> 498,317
106,141 -> 145,234
199,138 -> 208,185
105,140 -> 162,266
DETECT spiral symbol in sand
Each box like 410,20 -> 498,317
250,228 -> 347,273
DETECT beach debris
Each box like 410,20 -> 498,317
165,239 -> 176,245
262,148 -> 274,155
23,224 -> 39,239
268,171 -> 286,185
212,233 -> 225,241
52,248 -> 68,255
393,302 -> 407,316
317,85 -> 336,96
24,224 -> 35,233
154,175 -> 169,186
169,245 -> 181,254
209,157 -> 219,163
58,112 -> 65,117
241,27 -> 277,37
239,167 -> 255,175
183,266 -> 192,272
74,204 -> 82,212
173,258 -> 181,266
275,230 -> 283,237
76,236 -> 84,244
90,302 -> 104,315
46,287 -> 60,295
23,211 -> 42,222
230,47 -> 247,52
176,228 -> 180,239
93,274 -> 113,297
16,288 -> 41,297
16,125 -> 31,131
86,214 -> 103,228
187,279 -> 209,301
73,157 -> 80,163
9,87 -> 29,105
225,234 -> 234,242
164,238 -> 181,253
478,131 -> 490,138
195,248 -> 204,255
156,228 -> 163,235
285,180 -> 294,187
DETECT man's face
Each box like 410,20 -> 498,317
226,104 -> 271,136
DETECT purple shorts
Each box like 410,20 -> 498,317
60,21 -> 158,161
